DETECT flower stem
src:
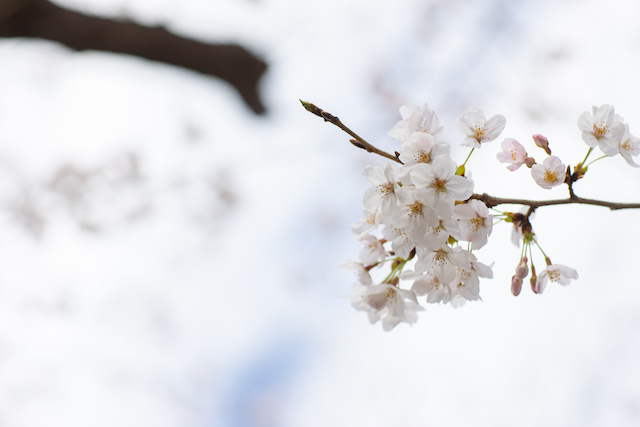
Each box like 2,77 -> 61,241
462,148 -> 475,168
580,147 -> 593,166
585,155 -> 608,167
532,238 -> 549,259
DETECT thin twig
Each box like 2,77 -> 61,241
302,100 -> 640,212
470,193 -> 640,211
300,101 -> 401,163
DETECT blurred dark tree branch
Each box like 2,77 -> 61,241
0,0 -> 267,114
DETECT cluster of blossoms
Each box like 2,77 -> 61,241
340,102 -> 638,331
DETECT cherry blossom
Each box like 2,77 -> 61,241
458,107 -> 506,148
618,123 -> 640,167
351,208 -> 380,236
340,261 -> 373,286
450,248 -> 493,304
388,102 -> 443,143
356,233 -> 387,265
409,272 -> 452,304
362,163 -> 398,216
577,104 -> 625,156
531,156 -> 565,189
392,187 -> 439,244
410,155 -> 474,213
496,138 -> 527,171
381,222 -> 415,260
453,199 -> 493,249
414,245 -> 470,284
353,284 -> 424,331
534,264 -> 579,294
398,132 -> 451,166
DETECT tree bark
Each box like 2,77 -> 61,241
0,0 -> 268,114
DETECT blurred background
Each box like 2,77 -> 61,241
0,0 -> 639,426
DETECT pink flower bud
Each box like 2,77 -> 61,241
524,157 -> 535,168
532,134 -> 551,155
515,263 -> 529,279
530,265 -> 538,293
511,276 -> 523,296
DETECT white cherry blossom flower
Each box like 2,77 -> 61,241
496,138 -> 527,171
351,208 -> 381,236
453,200 -> 493,249
618,123 -> 640,167
577,104 -> 625,156
458,107 -> 506,148
392,187 -> 439,244
410,155 -> 474,213
356,233 -> 386,265
534,264 -> 579,294
381,223 -> 415,260
423,214 -> 460,251
340,260 -> 373,286
354,284 -> 424,331
449,248 -> 493,307
362,163 -> 398,217
531,156 -> 565,189
409,272 -> 452,304
389,103 -> 443,143
398,133 -> 451,166
414,245 -> 471,284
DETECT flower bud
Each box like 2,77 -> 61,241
524,157 -> 535,168
511,276 -> 523,296
515,257 -> 529,279
530,265 -> 538,293
532,134 -> 551,155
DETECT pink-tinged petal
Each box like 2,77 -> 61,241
535,276 -> 548,294
543,155 -> 563,170
469,199 -> 489,217
445,176 -> 474,200
409,163 -> 434,188
399,103 -> 420,120
483,114 -> 506,140
382,316 -> 402,331
431,142 -> 451,159
577,111 -> 594,133
422,205 -> 440,228
622,151 -> 640,167
460,137 -> 481,148
362,165 -> 386,185
431,155 -> 456,180
457,116 -> 475,135
362,186 -> 381,209
581,132 -> 598,148
593,104 -> 613,124
464,107 -> 486,126
383,162 -> 398,183
473,261 -> 493,278
598,139 -> 619,157
453,203 -> 475,220
609,122 -> 626,140
531,164 -> 550,189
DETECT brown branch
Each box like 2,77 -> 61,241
0,0 -> 268,114
300,101 -> 401,163
470,193 -> 640,211
302,100 -> 640,212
